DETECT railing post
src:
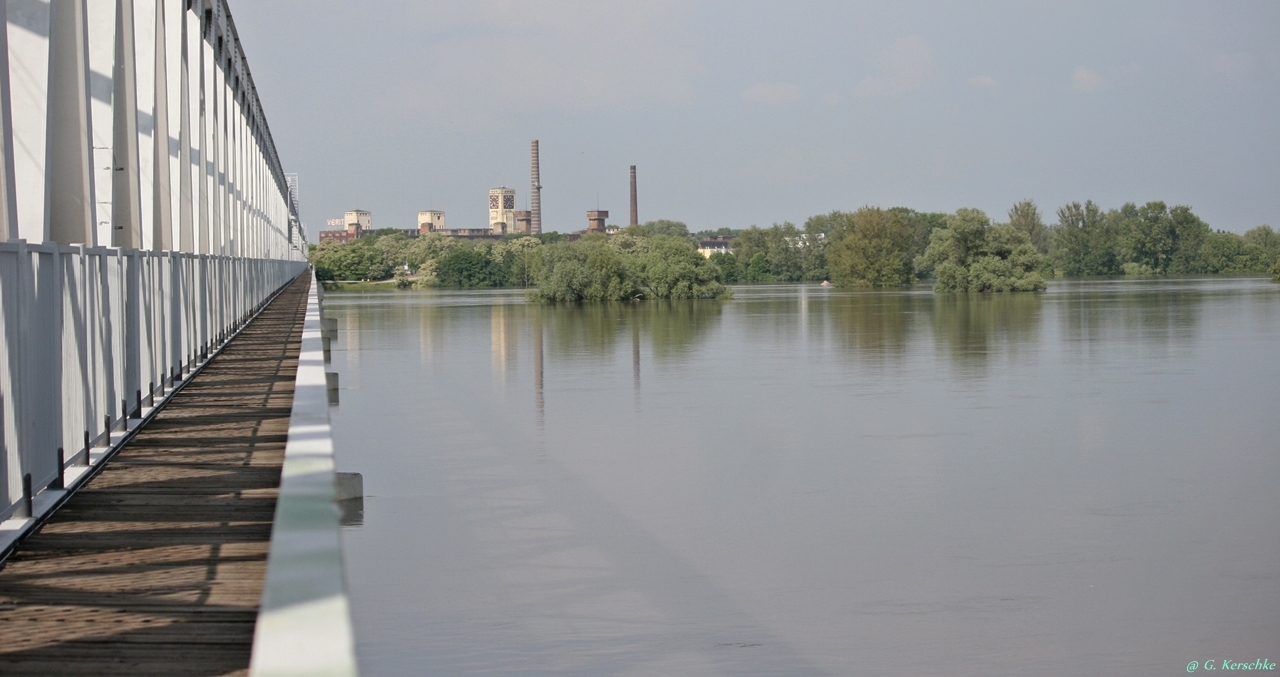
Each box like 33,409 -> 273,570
123,250 -> 141,422
51,448 -> 64,490
18,473 -> 31,518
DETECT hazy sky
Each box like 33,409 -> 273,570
231,1 -> 1280,239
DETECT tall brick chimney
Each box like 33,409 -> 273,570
530,140 -> 542,235
629,165 -> 638,226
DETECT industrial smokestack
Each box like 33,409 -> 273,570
629,165 -> 638,226
530,140 -> 542,235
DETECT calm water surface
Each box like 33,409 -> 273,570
325,278 -> 1280,676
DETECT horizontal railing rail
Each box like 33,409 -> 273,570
249,271 -> 358,677
0,241 -> 307,557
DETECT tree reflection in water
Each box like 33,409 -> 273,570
930,292 -> 1044,375
1054,279 -> 1206,365
536,299 -> 725,363
823,290 -> 931,368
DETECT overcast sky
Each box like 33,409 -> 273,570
231,1 -> 1280,239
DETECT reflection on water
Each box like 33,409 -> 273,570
531,300 -> 724,362
823,290 -> 928,366
1055,279 -> 1207,364
931,291 -> 1044,374
325,279 -> 1280,677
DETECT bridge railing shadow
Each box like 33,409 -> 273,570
0,241 -> 307,557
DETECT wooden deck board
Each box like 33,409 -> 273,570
0,274 -> 310,677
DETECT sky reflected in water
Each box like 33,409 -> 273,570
326,278 -> 1280,676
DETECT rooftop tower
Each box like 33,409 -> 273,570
489,187 -> 516,235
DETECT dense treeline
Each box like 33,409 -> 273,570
310,203 -> 1280,297
531,232 -> 727,301
705,200 -> 1279,291
1048,201 -> 1279,277
309,229 -> 559,288
308,223 -> 728,301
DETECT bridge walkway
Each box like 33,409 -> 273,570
0,273 -> 310,676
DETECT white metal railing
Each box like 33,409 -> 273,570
0,0 -> 312,552
0,240 -> 306,552
0,1 -> 355,673
249,271 -> 358,677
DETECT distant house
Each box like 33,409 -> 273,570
417,210 -> 492,239
435,228 -> 501,239
318,229 -> 356,244
319,210 -> 372,243
417,211 -> 446,233
697,236 -> 733,258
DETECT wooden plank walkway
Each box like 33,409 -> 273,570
0,274 -> 310,677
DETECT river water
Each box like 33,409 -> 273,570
324,278 -> 1280,676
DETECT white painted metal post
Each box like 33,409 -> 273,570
111,0 -> 142,249
44,0 -> 95,246
0,0 -> 20,241
151,0 -> 172,251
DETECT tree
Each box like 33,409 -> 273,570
744,252 -> 772,283
1241,225 -> 1280,273
728,223 -> 813,282
309,238 -> 396,281
492,236 -> 544,287
762,223 -> 805,281
1165,205 -> 1212,273
1110,201 -> 1212,274
394,268 -> 412,288
917,208 -> 1046,292
708,252 -> 739,283
1008,199 -> 1050,254
1198,231 -> 1255,274
1052,201 -> 1120,276
802,211 -> 853,280
694,227 -> 739,239
436,248 -> 504,288
1116,202 -> 1173,273
629,236 -> 727,299
1244,225 -> 1280,260
827,207 -> 914,287
530,235 -> 728,302
1192,226 -> 1280,275
897,209 -> 948,273
405,233 -> 461,273
626,219 -> 693,241
530,241 -> 626,302
731,227 -> 770,280
799,218 -> 831,281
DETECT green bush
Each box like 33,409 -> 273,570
530,235 -> 728,302
310,239 -> 396,281
916,209 -> 1046,292
827,207 -> 914,288
436,248 -> 505,288
630,236 -> 727,299
708,252 -> 738,284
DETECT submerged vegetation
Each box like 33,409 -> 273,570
702,199 -> 1277,292
309,229 -> 554,288
310,201 -> 1280,298
308,223 -> 727,301
530,233 -> 728,302
917,209 -> 1047,292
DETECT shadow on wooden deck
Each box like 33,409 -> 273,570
0,274 -> 310,677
